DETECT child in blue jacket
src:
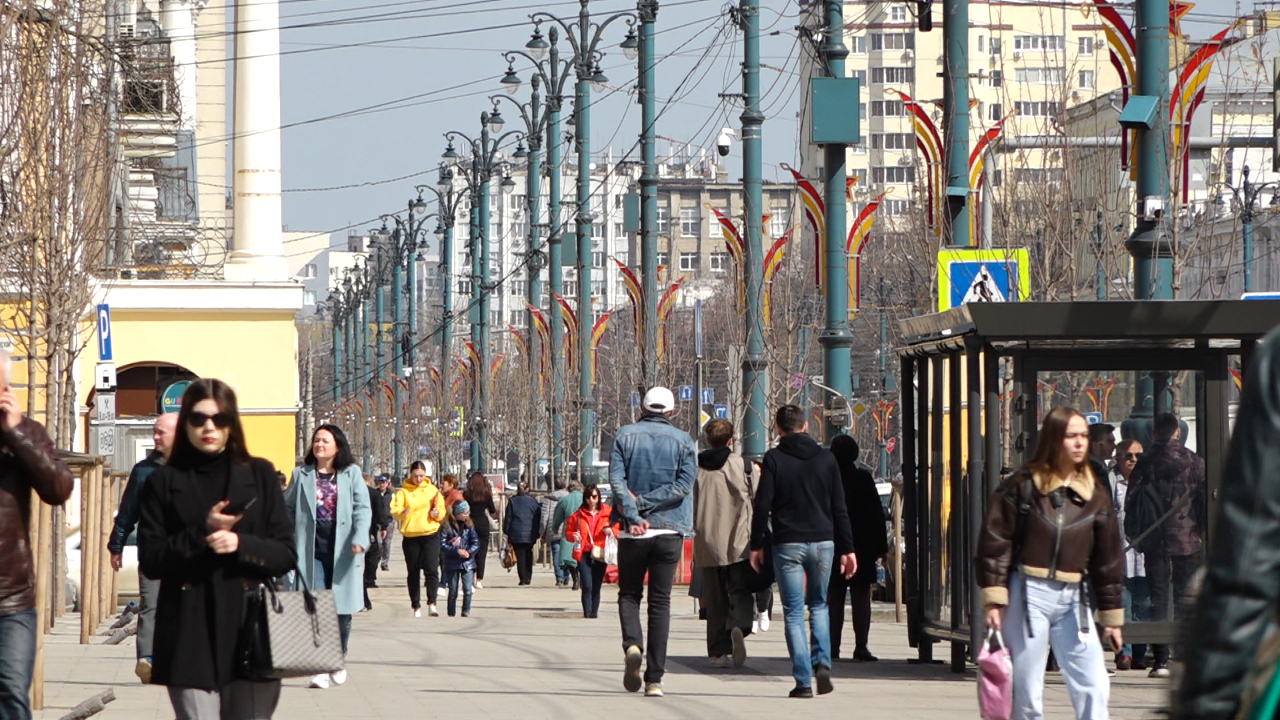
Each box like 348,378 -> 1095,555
440,501 -> 481,617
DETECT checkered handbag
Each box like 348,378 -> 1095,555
239,571 -> 345,680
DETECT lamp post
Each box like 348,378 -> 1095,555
739,0 -> 768,460
1226,165 -> 1279,293
530,0 -> 635,476
634,1 -> 658,387
419,167 -> 466,478
443,107 -> 524,473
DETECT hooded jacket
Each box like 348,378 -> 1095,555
830,436 -> 889,584
751,433 -> 855,555
390,478 -> 446,537
693,447 -> 753,567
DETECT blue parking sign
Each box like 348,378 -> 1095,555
678,385 -> 694,402
714,404 -> 728,419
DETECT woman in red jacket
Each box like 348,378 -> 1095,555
567,485 -> 617,618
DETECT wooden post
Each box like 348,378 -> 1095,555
893,484 -> 904,624
80,465 -> 96,644
52,504 -> 66,619
30,491 -> 49,710
99,465 -> 113,621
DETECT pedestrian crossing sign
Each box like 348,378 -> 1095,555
936,248 -> 1031,312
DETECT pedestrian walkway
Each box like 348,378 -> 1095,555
39,559 -> 1166,719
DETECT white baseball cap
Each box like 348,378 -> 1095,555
642,386 -> 676,413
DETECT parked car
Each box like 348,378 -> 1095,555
66,529 -> 139,612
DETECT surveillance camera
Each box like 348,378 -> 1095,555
717,143 -> 731,157
716,127 -> 735,157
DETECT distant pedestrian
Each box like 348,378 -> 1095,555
363,474 -> 392,610
440,501 -> 480,617
541,479 -> 572,588
284,425 -> 372,690
391,461 -> 446,617
108,412 -> 178,684
552,480 -> 585,590
138,379 -> 295,720
610,386 -> 697,698
440,474 -> 464,512
1111,439 -> 1148,671
0,350 -> 73,720
464,472 -> 497,589
376,475 -> 394,571
827,435 -> 888,663
977,406 -> 1124,720
750,405 -> 856,698
693,419 -> 755,669
566,484 -> 617,618
503,482 -> 541,585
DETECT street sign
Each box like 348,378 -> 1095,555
714,404 -> 728,419
701,388 -> 714,405
94,393 -> 115,421
678,385 -> 694,402
1242,292 -> 1280,300
936,248 -> 1031,312
694,299 -> 704,359
94,363 -> 117,392
790,373 -> 807,390
96,304 -> 113,361
97,426 -> 115,457
161,380 -> 192,413
852,402 -> 868,416
886,436 -> 897,454
700,410 -> 711,427
630,391 -> 641,408
1084,412 -> 1103,425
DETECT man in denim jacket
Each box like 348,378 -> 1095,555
610,386 -> 697,698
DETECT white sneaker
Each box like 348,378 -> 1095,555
752,619 -> 760,634
709,655 -> 730,668
413,608 -> 422,618
474,580 -> 484,590
330,669 -> 347,685
428,604 -> 439,617
758,610 -> 771,633
309,673 -> 331,689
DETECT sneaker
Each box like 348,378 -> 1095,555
731,627 -> 747,668
644,682 -> 664,697
1116,654 -> 1132,671
474,580 -> 483,590
1132,658 -> 1148,671
623,645 -> 643,693
428,605 -> 439,617
815,665 -> 834,695
413,608 -> 422,618
1149,667 -> 1171,679
751,619 -> 760,634
330,669 -> 347,686
134,657 -> 152,684
789,686 -> 814,698
853,647 -> 879,662
709,655 -> 730,669
461,611 -> 470,617
309,673 -> 331,690
367,581 -> 378,589
758,610 -> 771,633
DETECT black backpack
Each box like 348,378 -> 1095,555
1124,477 -> 1167,553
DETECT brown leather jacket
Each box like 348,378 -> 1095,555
975,466 -> 1126,627
0,416 -> 74,616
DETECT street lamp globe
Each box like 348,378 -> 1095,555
512,142 -> 528,160
501,64 -> 522,95
437,167 -> 452,194
590,64 -> 608,93
434,223 -> 446,241
413,196 -> 428,216
501,174 -> 517,191
441,143 -> 460,167
486,110 -> 505,135
621,28 -> 639,61
526,28 -> 549,61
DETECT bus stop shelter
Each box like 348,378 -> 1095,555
896,300 -> 1280,671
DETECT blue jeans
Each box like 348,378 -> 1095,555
446,568 -> 474,616
1005,574 -> 1109,720
1120,577 -> 1150,661
579,555 -> 607,618
773,541 -> 834,689
551,541 -> 569,584
0,608 -> 36,720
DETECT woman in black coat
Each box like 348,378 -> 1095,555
464,472 -> 498,589
827,435 -> 889,662
503,481 -> 541,586
138,379 -> 297,720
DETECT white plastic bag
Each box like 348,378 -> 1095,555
603,534 -> 619,565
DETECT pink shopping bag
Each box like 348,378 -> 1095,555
978,629 -> 1013,720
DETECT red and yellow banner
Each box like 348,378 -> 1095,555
780,163 -> 826,289
847,193 -> 886,317
762,231 -> 791,327
656,278 -> 684,362
589,309 -> 613,383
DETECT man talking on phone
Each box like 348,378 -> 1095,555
0,350 -> 74,720
108,412 -> 178,684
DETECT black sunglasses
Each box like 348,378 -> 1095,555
187,411 -> 233,429
1122,452 -> 1143,460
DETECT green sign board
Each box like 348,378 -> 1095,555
161,380 -> 192,414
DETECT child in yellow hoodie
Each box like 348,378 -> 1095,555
390,461 -> 446,617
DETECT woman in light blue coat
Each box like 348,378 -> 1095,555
284,424 -> 371,690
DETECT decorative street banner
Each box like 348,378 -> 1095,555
936,248 -> 1032,312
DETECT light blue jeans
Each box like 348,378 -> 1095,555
1005,574 -> 1110,720
773,541 -> 834,689
551,541 -> 570,584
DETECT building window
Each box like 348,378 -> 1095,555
990,37 -> 1002,55
850,69 -> 867,85
1014,101 -> 1061,117
871,66 -> 914,84
880,199 -> 911,216
851,168 -> 868,185
871,133 -> 913,150
679,252 -> 699,271
769,207 -> 791,238
871,33 -> 914,51
511,280 -> 527,297
871,166 -> 916,184
1014,67 -> 1065,84
613,221 -> 624,238
564,280 -> 578,298
656,206 -> 670,234
656,252 -> 669,267
459,279 -> 473,295
889,5 -> 907,22
1014,168 -> 1065,184
709,252 -> 730,272
990,103 -> 1003,121
303,290 -> 317,305
1078,70 -> 1095,89
593,251 -> 605,268
300,263 -> 317,279
851,35 -> 866,54
679,207 -> 700,237
509,194 -> 525,212
1013,35 -> 1065,52
1078,36 -> 1094,56
870,100 -> 906,117
990,70 -> 1002,87
591,280 -> 605,298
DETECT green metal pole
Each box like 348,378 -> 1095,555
878,304 -> 889,480
574,0 -> 596,469
332,310 -> 343,408
360,285 -> 373,473
525,78 -> 546,476
740,0 -> 767,460
547,30 -> 566,480
1095,210 -> 1106,300
1243,170 -> 1255,293
469,176 -> 483,472
819,0 -> 851,443
478,124 -> 493,473
375,274 -> 387,472
638,0 -> 659,388
392,238 -> 405,481
1125,0 -> 1171,301
944,0 -> 970,248
440,211 -> 454,478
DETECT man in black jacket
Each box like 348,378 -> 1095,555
750,405 -> 857,698
364,476 -> 392,610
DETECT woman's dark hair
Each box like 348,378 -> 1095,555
410,460 -> 427,473
1029,406 -> 1093,481
303,424 -> 355,471
465,471 -> 492,505
517,480 -> 530,495
579,483 -> 603,511
168,379 -> 250,468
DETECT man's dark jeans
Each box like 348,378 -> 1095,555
703,562 -> 755,657
617,534 -> 682,684
0,608 -> 36,720
1147,550 -> 1198,667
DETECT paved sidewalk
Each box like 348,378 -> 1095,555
39,561 -> 1167,719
